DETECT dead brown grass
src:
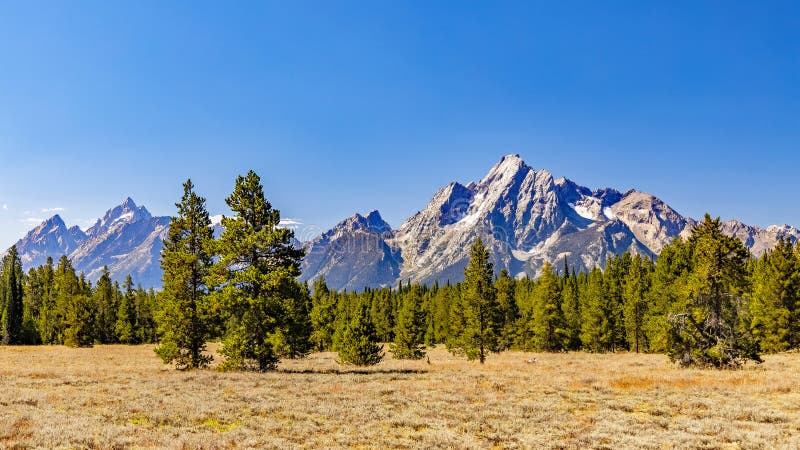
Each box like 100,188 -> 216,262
0,345 -> 798,449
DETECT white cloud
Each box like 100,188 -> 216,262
2,204 -> 7,210
20,217 -> 44,224
279,218 -> 303,227
40,207 -> 65,213
210,214 -> 223,226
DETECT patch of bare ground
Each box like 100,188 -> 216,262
0,345 -> 798,449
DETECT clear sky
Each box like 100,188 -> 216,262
0,1 -> 798,247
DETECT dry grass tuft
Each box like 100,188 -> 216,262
0,345 -> 799,448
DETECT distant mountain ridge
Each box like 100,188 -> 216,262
9,155 -> 800,291
301,155 -> 800,291
11,198 -> 169,288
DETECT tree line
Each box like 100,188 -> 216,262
0,250 -> 157,347
1,170 -> 797,370
310,215 -> 799,368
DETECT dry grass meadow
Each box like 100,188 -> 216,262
0,345 -> 799,449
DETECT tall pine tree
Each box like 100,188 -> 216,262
494,269 -> 519,350
623,254 -> 651,353
667,214 -> 761,368
447,238 -> 501,363
522,262 -> 567,351
390,288 -> 426,360
1,246 -> 24,345
209,171 -> 309,371
115,275 -> 138,344
580,268 -> 609,352
155,179 -> 215,369
748,237 -> 797,352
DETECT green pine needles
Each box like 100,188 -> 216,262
335,299 -> 384,366
447,238 -> 502,363
390,288 -> 426,360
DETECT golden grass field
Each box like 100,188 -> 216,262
0,345 -> 798,449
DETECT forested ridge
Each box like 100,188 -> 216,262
1,172 -> 798,370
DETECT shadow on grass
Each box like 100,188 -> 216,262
278,368 -> 428,375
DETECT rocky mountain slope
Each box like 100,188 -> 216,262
300,155 -> 800,290
11,198 -> 169,288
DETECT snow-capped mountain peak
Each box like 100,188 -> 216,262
86,197 -> 152,238
480,153 -> 530,187
11,198 -> 168,288
300,155 -> 800,290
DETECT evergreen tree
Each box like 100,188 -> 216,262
561,268 -> 582,350
274,281 -> 313,359
580,268 -> 609,352
63,294 -> 95,347
370,289 -> 394,343
390,289 -> 426,360
115,275 -> 138,344
604,254 -> 631,350
135,286 -> 158,344
1,246 -> 24,345
336,298 -> 383,366
447,238 -> 501,363
431,283 -> 454,345
644,238 -> 692,353
667,214 -> 761,368
748,237 -> 797,352
522,262 -> 567,351
209,171 -> 308,371
623,254 -> 651,352
495,269 -> 519,350
93,267 -> 117,344
155,179 -> 216,368
23,259 -> 53,344
49,256 -> 81,344
310,277 -> 337,351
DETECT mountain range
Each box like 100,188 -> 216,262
11,198 -> 170,288
300,154 -> 800,291
7,155 -> 800,291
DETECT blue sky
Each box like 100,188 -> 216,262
0,1 -> 798,247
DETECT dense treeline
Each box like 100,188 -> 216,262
312,215 -> 798,367
0,252 -> 157,347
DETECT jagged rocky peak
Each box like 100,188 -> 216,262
594,188 -> 624,206
86,197 -> 152,237
609,190 -> 692,254
363,210 -> 392,234
765,224 -> 800,238
480,153 -> 528,184
339,210 -> 392,234
719,220 -> 800,256
34,214 -> 67,234
67,225 -> 87,241
13,214 -> 88,269
428,182 -> 473,226
555,177 -> 592,204
21,214 -> 86,247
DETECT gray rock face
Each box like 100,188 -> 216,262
721,221 -> 800,256
300,211 -> 401,291
15,215 -> 87,269
303,154 -> 800,290
11,198 -> 169,288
